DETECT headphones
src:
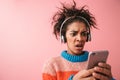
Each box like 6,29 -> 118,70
60,16 -> 91,43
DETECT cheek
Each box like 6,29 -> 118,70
84,37 -> 87,41
65,32 -> 72,42
66,36 -> 75,43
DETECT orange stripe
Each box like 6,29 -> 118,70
42,73 -> 56,80
42,71 -> 78,80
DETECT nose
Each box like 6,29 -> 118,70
76,34 -> 84,41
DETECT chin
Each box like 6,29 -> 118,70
73,50 -> 83,55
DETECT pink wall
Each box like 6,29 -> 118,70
0,0 -> 119,80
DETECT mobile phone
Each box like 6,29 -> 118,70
86,50 -> 109,69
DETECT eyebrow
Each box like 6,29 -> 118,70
70,30 -> 77,33
69,30 -> 88,33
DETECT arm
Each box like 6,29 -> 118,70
42,59 -> 57,80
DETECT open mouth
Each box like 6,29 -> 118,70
76,44 -> 83,47
75,44 -> 84,50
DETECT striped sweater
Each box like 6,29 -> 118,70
42,50 -> 89,80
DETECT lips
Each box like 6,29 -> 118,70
75,44 -> 84,50
76,44 -> 83,47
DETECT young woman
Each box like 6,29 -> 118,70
42,1 -> 114,80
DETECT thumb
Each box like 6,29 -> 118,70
78,69 -> 94,78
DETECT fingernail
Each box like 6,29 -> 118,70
98,62 -> 102,65
92,72 -> 96,76
94,67 -> 97,70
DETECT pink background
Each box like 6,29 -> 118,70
0,0 -> 120,80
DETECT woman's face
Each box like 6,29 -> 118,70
66,21 -> 88,55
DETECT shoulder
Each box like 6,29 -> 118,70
42,56 -> 62,75
43,56 -> 65,69
44,56 -> 62,65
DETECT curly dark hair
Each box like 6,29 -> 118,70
52,0 -> 97,41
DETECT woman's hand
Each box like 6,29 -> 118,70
73,69 -> 96,80
72,62 -> 113,80
92,62 -> 113,80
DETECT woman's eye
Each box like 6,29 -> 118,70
81,32 -> 88,36
70,33 -> 76,36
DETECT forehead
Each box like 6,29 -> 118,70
66,21 -> 87,31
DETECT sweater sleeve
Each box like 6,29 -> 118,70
42,58 -> 57,80
112,78 -> 116,80
68,75 -> 74,80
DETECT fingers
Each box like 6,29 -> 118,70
82,76 -> 96,80
94,66 -> 111,77
73,63 -> 113,80
93,62 -> 112,80
92,72 -> 110,80
80,69 -> 94,77
73,69 -> 94,80
98,62 -> 111,70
